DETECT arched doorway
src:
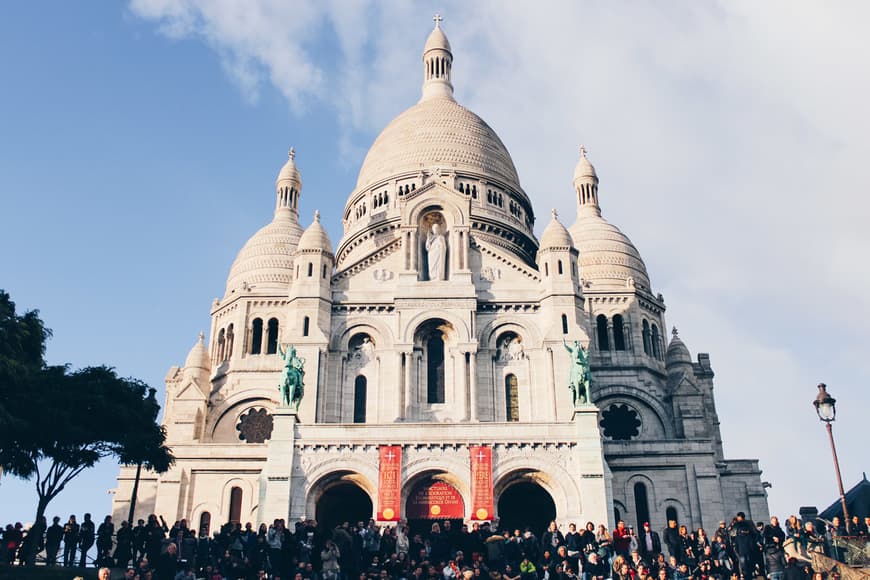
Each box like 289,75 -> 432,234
405,474 -> 465,538
497,481 -> 556,537
312,473 -> 374,534
315,483 -> 372,534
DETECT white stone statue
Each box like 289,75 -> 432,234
425,223 -> 447,281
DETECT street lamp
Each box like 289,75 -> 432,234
813,383 -> 850,533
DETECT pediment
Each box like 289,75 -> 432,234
175,379 -> 207,401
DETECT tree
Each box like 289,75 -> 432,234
0,290 -> 174,523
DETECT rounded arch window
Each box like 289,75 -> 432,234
600,403 -> 641,441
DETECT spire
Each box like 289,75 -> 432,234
276,146 -> 302,217
421,14 -> 454,102
574,145 -> 600,217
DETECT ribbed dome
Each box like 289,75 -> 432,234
666,329 -> 692,366
298,211 -> 333,254
225,212 -> 303,295
355,97 -> 521,191
184,333 -> 211,372
540,210 -> 573,249
569,214 -> 651,290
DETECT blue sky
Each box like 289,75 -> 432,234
2,1 -> 868,526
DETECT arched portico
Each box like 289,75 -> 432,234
305,470 -> 376,531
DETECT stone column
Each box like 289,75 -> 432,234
403,351 -> 413,419
469,351 -> 478,421
572,405 -> 611,527
258,408 -> 297,524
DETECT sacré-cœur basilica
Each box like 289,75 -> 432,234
113,18 -> 769,536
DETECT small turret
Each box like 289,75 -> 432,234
420,14 -> 454,102
573,146 -> 600,217
276,147 -> 302,215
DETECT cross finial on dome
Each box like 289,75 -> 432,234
289,147 -> 295,160
433,13 -> 443,28
314,209 -> 320,222
672,326 -> 679,337
580,144 -> 588,158
551,208 -> 559,220
198,331 -> 205,342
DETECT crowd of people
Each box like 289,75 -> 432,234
1,511 -> 868,580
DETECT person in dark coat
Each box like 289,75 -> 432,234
79,513 -> 96,567
45,516 -> 64,566
63,515 -> 80,567
638,522 -> 662,562
96,515 -> 114,567
663,520 -> 680,562
114,520 -> 133,569
542,521 -> 565,554
730,513 -> 757,579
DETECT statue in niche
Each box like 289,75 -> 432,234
425,222 -> 447,281
563,339 -> 591,406
499,335 -> 524,362
278,343 -> 305,410
351,336 -> 375,365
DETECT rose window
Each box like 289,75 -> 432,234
236,408 -> 274,443
600,403 -> 641,441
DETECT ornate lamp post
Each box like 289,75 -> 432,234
813,383 -> 850,533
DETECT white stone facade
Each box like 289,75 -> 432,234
113,21 -> 768,534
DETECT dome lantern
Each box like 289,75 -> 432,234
574,145 -> 600,217
276,147 -> 302,215
421,14 -> 454,102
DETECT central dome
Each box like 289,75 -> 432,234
355,97 -> 521,192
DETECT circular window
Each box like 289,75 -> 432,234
600,403 -> 641,441
236,408 -> 274,443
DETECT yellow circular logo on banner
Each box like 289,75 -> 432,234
430,505 -> 442,516
476,508 -> 489,520
382,508 -> 395,520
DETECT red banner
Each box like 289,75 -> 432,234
470,446 -> 494,520
407,481 -> 465,519
378,446 -> 402,521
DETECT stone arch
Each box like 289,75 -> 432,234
592,384 -> 674,439
624,473 -> 658,528
493,456 -> 579,518
404,188 -> 468,228
479,318 -> 543,351
329,319 -> 395,351
401,311 -> 470,344
190,501 -> 220,534
659,497 -> 689,523
613,499 -> 628,523
222,477 -> 256,524
210,396 -> 276,442
304,468 -> 377,526
402,465 -> 470,520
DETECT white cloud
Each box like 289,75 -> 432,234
130,0 -> 870,517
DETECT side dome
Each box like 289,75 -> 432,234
666,328 -> 692,366
569,215 -> 651,290
568,148 -> 651,291
540,210 -> 573,249
297,210 -> 333,254
184,332 -> 211,372
354,97 -> 521,192
225,211 -> 304,295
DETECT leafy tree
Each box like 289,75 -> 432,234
0,290 -> 173,522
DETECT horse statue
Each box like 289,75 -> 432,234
278,343 -> 305,410
563,339 -> 592,406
